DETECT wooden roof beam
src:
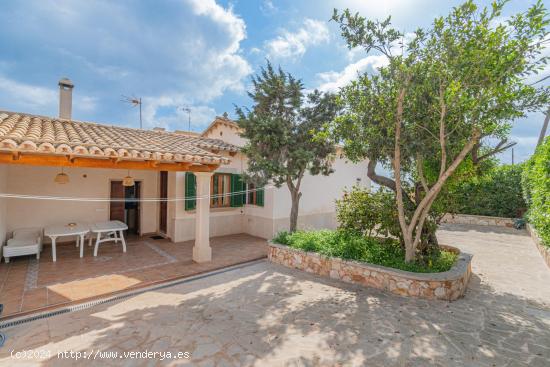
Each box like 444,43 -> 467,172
0,153 -> 218,172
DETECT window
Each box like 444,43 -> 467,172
246,183 -> 264,207
210,173 -> 232,208
184,172 -> 251,211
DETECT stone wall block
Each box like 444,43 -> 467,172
268,242 -> 473,301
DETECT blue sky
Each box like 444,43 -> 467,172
0,0 -> 548,163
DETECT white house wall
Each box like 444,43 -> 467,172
203,123 -> 372,239
167,151 -> 275,242
1,131 -> 370,245
3,164 -> 159,241
203,123 -> 246,147
271,156 -> 370,236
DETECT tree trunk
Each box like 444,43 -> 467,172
289,189 -> 302,232
392,85 -> 413,262
404,241 -> 415,262
287,174 -> 304,233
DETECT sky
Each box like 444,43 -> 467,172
0,0 -> 548,164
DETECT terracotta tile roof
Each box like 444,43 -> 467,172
0,111 -> 238,165
201,115 -> 242,137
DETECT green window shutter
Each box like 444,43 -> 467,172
256,186 -> 264,207
230,174 -> 244,207
185,172 -> 196,211
212,173 -> 219,207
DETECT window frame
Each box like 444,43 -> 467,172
210,173 -> 232,208
247,183 -> 257,205
246,183 -> 264,207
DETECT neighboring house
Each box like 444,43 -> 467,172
0,79 -> 369,262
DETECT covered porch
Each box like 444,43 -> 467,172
0,233 -> 267,318
0,110 -> 268,319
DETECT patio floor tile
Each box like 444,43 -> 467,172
0,233 -> 267,318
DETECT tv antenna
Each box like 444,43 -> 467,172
179,106 -> 191,131
121,95 -> 142,129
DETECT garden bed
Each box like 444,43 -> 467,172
441,213 -> 515,227
268,241 -> 472,301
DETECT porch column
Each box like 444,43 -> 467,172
193,171 -> 213,262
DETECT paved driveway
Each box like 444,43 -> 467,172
1,224 -> 549,366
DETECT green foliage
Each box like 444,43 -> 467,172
444,164 -> 526,218
236,62 -> 339,187
328,0 -> 550,261
331,0 -> 549,170
273,230 -> 458,273
236,61 -> 340,231
272,231 -> 291,246
522,137 -> 550,246
335,187 -> 401,239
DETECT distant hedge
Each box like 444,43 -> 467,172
446,164 -> 526,218
522,137 -> 550,246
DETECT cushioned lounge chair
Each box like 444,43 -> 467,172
3,228 -> 43,263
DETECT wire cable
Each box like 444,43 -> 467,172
0,185 -> 273,203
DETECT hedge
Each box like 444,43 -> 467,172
522,137 -> 550,247
446,164 -> 526,218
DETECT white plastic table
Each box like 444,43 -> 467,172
88,220 -> 128,256
44,224 -> 90,262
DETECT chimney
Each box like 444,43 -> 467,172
58,77 -> 74,120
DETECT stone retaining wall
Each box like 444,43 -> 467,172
527,224 -> 550,269
441,213 -> 515,227
268,243 -> 472,301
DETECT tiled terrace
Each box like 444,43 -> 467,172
0,233 -> 268,318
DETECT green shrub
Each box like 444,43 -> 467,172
445,164 -> 526,218
522,137 -> 550,246
273,230 -> 457,273
272,231 -> 291,245
335,187 -> 401,239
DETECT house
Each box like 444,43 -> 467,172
0,78 -> 369,263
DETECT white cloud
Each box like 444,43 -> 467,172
0,76 -> 56,109
260,0 -> 278,15
345,47 -> 364,62
265,19 -> 330,60
0,0 -> 252,125
141,94 -> 218,132
166,0 -> 252,100
316,55 -> 388,92
57,49 -> 129,80
7,0 -> 251,100
250,47 -> 262,55
0,75 -> 97,115
78,96 -> 98,112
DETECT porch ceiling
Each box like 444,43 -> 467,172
0,111 -> 239,171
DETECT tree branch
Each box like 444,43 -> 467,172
416,154 -> 429,193
367,159 -> 396,191
393,84 -> 411,248
410,128 -> 482,248
472,138 -> 517,165
438,83 -> 447,178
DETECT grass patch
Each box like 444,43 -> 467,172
272,230 -> 458,273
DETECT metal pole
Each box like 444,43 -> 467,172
537,107 -> 550,147
139,98 -> 142,129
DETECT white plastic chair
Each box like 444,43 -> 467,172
3,228 -> 43,263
